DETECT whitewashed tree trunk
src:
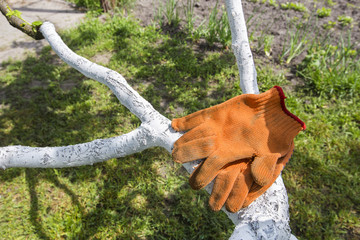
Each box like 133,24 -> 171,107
226,0 -> 259,94
225,0 -> 296,239
0,1 -> 297,239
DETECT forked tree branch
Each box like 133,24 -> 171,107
0,0 -> 296,238
0,21 -> 180,169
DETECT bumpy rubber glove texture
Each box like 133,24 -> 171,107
208,142 -> 294,212
172,86 -> 305,198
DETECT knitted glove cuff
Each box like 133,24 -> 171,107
273,86 -> 306,130
247,86 -> 305,143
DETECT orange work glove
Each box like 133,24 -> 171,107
208,142 -> 294,212
172,86 -> 305,190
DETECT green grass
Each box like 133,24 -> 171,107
154,0 -> 231,49
0,15 -> 237,239
280,21 -> 311,64
66,0 -> 134,13
67,0 -> 101,10
1,5 -> 359,240
287,38 -> 360,238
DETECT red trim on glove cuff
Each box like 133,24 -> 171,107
273,86 -> 306,130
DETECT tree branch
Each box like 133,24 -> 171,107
0,21 -> 182,169
225,0 -> 258,94
0,1 -> 296,238
224,1 -> 296,239
40,22 -> 162,125
0,124 -> 161,169
0,0 -> 44,40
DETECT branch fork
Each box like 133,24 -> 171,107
0,0 -> 297,238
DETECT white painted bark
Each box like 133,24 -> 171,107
225,1 -> 296,239
0,124 -> 166,169
0,2 -> 296,238
0,22 -> 181,170
225,0 -> 259,94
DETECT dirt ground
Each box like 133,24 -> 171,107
131,0 -> 359,64
0,0 -> 85,63
1,0 -> 359,65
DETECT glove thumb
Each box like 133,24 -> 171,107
251,153 -> 280,186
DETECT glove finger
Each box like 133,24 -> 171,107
225,161 -> 254,213
172,94 -> 248,132
209,162 -> 242,211
242,182 -> 266,208
174,123 -> 215,146
172,136 -> 216,163
243,145 -> 295,207
251,153 -> 281,186
172,110 -> 209,132
277,141 -> 294,167
189,149 -> 250,190
242,172 -> 280,208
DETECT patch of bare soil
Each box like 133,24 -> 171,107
0,0 -> 86,64
127,0 -> 358,91
130,0 -> 359,64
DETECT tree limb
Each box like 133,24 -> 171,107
0,124 -> 160,169
0,21 -> 181,169
0,0 -> 44,40
0,1 -> 296,237
225,0 -> 258,94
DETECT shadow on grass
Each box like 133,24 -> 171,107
284,142 -> 360,239
25,169 -> 50,240
0,22 -> 234,239
1,16 -> 359,239
1,13 -> 359,240
111,23 -> 240,116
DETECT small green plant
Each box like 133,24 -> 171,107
184,0 -> 207,42
154,2 -> 164,26
164,0 -> 180,26
218,6 -> 232,48
337,15 -> 353,26
6,5 -> 43,32
204,2 -> 231,48
263,34 -> 274,57
67,0 -> 101,10
280,21 -> 311,64
206,2 -> 220,45
281,2 -> 308,12
322,20 -> 336,29
316,7 -> 331,18
326,0 -> 336,7
191,23 -> 207,42
299,37 -> 360,97
268,0 -> 278,7
184,0 -> 195,33
256,31 -> 274,57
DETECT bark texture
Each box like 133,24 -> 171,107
0,0 -> 43,40
225,0 -> 258,94
0,0 -> 296,237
